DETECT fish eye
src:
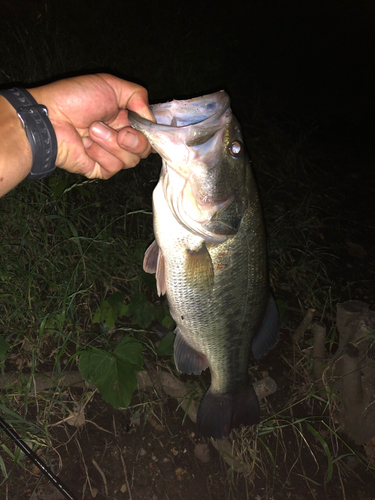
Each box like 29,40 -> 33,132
229,141 -> 243,158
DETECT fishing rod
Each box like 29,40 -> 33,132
0,414 -> 77,500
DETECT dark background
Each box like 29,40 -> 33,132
2,0 -> 375,148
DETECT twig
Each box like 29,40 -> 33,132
312,321 -> 327,386
92,459 -> 108,498
292,308 -> 315,343
74,436 -> 92,500
119,448 -> 133,500
113,416 -> 133,500
337,463 -> 347,500
86,419 -> 114,434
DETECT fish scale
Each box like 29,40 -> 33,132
129,91 -> 279,438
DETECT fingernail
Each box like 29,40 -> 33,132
91,122 -> 112,140
121,130 -> 139,149
82,137 -> 93,149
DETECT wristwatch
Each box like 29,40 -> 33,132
0,87 -> 57,180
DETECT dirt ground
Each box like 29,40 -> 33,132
2,321 -> 375,500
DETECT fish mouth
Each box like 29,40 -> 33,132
128,91 -> 230,131
128,91 -> 231,176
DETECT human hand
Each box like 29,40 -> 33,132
29,74 -> 154,179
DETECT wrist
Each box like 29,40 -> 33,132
28,86 -> 65,169
0,88 -> 58,180
0,97 -> 33,196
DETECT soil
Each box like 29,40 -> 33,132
2,333 -> 375,500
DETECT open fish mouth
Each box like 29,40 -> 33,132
128,90 -> 230,130
128,91 -> 231,178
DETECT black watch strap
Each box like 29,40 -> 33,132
0,87 -> 57,180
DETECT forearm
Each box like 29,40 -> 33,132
0,96 -> 33,197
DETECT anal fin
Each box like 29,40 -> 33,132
174,330 -> 209,375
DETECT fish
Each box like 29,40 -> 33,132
128,91 -> 279,439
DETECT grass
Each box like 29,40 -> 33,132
1,1 -> 375,499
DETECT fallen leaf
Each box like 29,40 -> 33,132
346,240 -> 367,258
194,443 -> 210,463
66,402 -> 85,427
147,414 -> 164,431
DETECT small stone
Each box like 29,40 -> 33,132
175,467 -> 187,481
194,443 -> 211,463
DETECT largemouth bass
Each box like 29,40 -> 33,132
129,91 -> 279,438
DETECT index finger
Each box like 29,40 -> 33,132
97,73 -> 155,122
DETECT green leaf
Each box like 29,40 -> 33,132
107,292 -> 126,316
119,304 -> 129,317
93,293 -> 129,328
93,307 -> 102,324
48,177 -> 68,197
161,315 -> 175,330
114,337 -> 144,370
0,454 -> 8,479
93,299 -> 117,328
79,347 -> 111,381
306,423 -> 333,484
156,332 -> 175,356
76,186 -> 91,198
105,304 -> 116,329
127,293 -> 156,328
0,336 -> 10,358
78,338 -> 143,409
139,271 -> 157,290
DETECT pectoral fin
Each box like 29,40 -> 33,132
143,240 -> 167,296
143,240 -> 159,273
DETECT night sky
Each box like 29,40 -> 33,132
2,0 -> 375,134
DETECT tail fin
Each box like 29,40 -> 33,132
196,384 -> 260,439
